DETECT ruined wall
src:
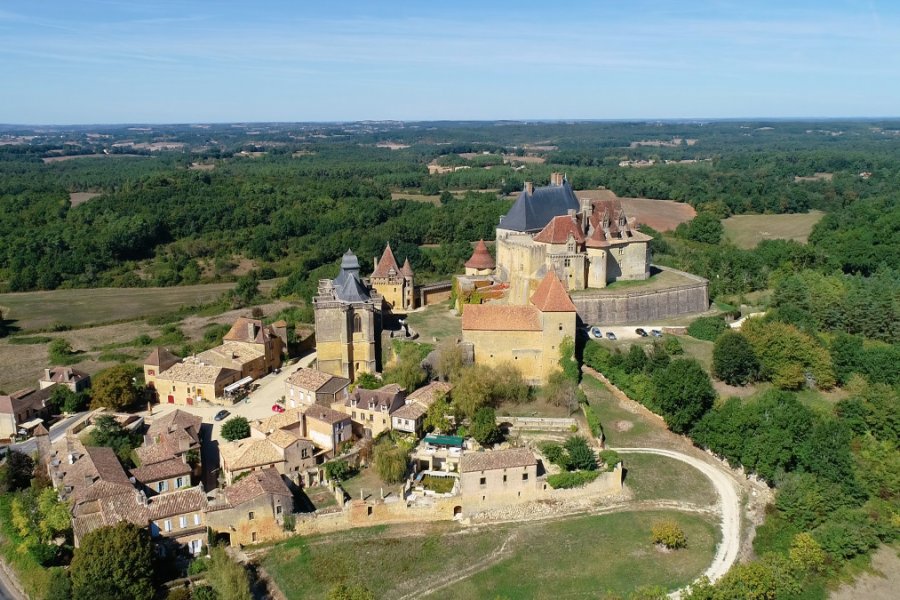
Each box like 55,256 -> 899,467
573,268 -> 709,325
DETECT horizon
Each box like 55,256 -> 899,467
2,1 -> 900,124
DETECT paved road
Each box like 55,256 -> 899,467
613,447 -> 742,596
9,411 -> 88,455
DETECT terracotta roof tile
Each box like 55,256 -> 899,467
286,368 -> 334,391
533,215 -> 585,244
400,258 -> 414,277
461,304 -> 541,332
148,486 -> 207,520
305,405 -> 351,425
144,347 -> 181,369
131,457 -> 191,484
464,240 -> 495,270
224,467 -> 291,507
372,243 -> 401,278
530,271 -> 577,312
460,448 -> 537,473
220,438 -> 283,471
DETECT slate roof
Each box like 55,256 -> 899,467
533,215 -> 585,245
461,304 -> 542,332
223,467 -> 291,507
464,240 -> 495,270
348,385 -> 405,412
530,271 -> 577,313
499,180 -> 581,233
460,448 -> 537,473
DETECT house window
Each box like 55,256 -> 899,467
179,516 -> 187,529
564,258 -> 570,267
522,473 -> 529,481
479,477 -> 486,486
502,475 -> 507,483
194,514 -> 201,526
164,520 -> 172,532
251,532 -> 257,543
176,477 -> 184,488
248,511 -> 255,521
157,481 -> 168,493
276,505 -> 282,515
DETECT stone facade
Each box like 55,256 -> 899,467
313,250 -> 383,382
369,243 -> 415,311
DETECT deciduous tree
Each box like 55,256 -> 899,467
221,416 -> 250,441
70,523 -> 155,600
90,364 -> 141,410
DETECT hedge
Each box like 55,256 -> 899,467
547,470 -> 600,489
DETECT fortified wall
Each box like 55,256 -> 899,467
572,266 -> 709,325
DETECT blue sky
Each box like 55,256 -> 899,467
1,0 -> 898,123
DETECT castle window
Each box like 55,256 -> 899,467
564,258 -> 570,267
352,314 -> 362,333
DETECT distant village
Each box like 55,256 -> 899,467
1,173 -> 709,557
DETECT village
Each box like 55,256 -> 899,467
0,174 -> 722,563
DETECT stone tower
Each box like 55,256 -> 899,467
369,243 -> 415,311
313,250 -> 382,381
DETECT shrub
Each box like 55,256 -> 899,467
564,436 -> 597,471
324,459 -> 353,482
598,450 -> 621,472
547,470 -> 599,489
651,520 -> 687,549
538,442 -> 570,470
220,416 -> 250,441
583,404 -> 603,439
687,317 -> 728,341
712,331 -> 760,385
373,443 -> 408,484
188,557 -> 210,575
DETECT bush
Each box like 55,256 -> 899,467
651,520 -> 687,549
547,470 -> 599,489
598,450 -> 620,471
373,443 -> 408,484
324,459 -> 353,482
712,331 -> 760,385
564,436 -> 597,471
188,557 -> 210,575
538,442 -> 570,470
583,404 -> 603,439
470,407 -> 503,446
686,317 -> 728,341
220,416 -> 250,441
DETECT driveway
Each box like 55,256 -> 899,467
10,411 -> 88,455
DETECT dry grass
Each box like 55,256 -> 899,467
574,189 -> 696,231
390,192 -> 443,205
406,304 -> 461,343
68,192 -> 102,206
722,210 -> 825,249
502,154 -> 545,164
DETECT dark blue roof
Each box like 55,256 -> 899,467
333,249 -> 371,303
499,181 -> 581,233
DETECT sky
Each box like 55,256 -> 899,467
1,0 -> 899,124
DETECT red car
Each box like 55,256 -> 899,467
271,404 -> 285,413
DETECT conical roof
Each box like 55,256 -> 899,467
372,243 -> 400,278
400,258 -> 414,277
530,271 -> 576,312
464,240 -> 495,270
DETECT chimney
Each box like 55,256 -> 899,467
247,322 -> 255,340
524,181 -> 534,195
374,257 -> 378,271
44,368 -> 52,380
567,208 -> 576,222
550,172 -> 563,186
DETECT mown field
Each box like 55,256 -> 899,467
721,210 -> 825,248
263,511 -> 718,600
0,279 -> 279,331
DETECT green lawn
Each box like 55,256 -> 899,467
0,279 -> 279,331
623,454 -> 717,506
340,467 -> 401,502
722,210 -> 825,249
263,511 -> 718,600
406,303 -> 461,343
676,335 -> 715,371
581,376 -> 657,447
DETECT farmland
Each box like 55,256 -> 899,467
721,210 -> 825,248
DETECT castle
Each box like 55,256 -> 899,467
495,172 -> 651,304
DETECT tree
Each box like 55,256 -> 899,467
382,343 -> 427,391
90,364 -> 141,410
206,545 -> 252,600
0,450 -> 35,492
558,335 -> 579,383
490,363 -> 530,404
624,345 -> 647,374
435,339 -> 464,382
87,414 -> 142,465
48,338 -> 76,366
373,442 -> 408,484
686,317 -> 728,341
676,212 -> 724,244
70,522 -> 155,600
452,365 -> 493,419
712,331 -> 759,385
231,272 -> 261,308
324,459 -> 352,482
470,407 -> 503,446
652,359 -> 716,434
423,392 -> 452,433
542,371 -> 577,411
564,436 -> 597,471
221,416 -> 250,441
354,372 -> 381,390
788,532 -> 826,574
651,520 -> 687,549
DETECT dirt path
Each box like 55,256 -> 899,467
614,448 -> 741,597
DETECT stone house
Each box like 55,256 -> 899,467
131,455 -> 193,496
143,347 -> 181,399
219,431 -> 316,486
150,360 -> 242,406
0,386 -> 55,440
342,383 -> 406,438
369,243 -> 415,311
391,381 -> 452,437
39,367 -> 91,393
459,447 -> 539,504
285,367 -> 350,408
313,250 -> 383,382
221,317 -> 284,375
304,405 -> 353,456
461,271 -> 577,384
147,486 -> 208,556
206,467 -> 293,547
411,434 -> 465,472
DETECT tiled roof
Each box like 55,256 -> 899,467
147,409 -> 201,442
0,386 -> 54,415
197,341 -> 265,369
135,443 -> 177,467
131,457 -> 191,484
530,271 -> 577,313
499,180 -> 581,232
84,446 -> 132,485
42,367 -> 90,385
286,367 -> 334,392
348,385 -> 405,411
253,408 -> 304,435
533,215 -> 585,245
464,240 -> 496,270
400,258 -> 414,277
223,317 -> 276,345
406,381 -> 452,404
147,486 -> 207,520
224,467 -> 291,507
220,438 -> 283,471
144,346 -> 181,369
372,243 -> 401,278
155,361 -> 238,385
462,304 -> 542,332
460,448 -> 537,473
305,405 -> 350,425
268,428 -> 310,450
392,403 -> 427,421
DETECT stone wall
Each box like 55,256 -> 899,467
573,267 -> 709,325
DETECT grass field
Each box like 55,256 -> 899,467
263,511 -> 718,600
581,377 -> 662,448
406,304 -> 461,343
623,453 -> 716,506
676,335 -> 715,371
0,280 -> 279,331
722,210 -> 825,249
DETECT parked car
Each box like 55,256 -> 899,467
271,404 -> 285,413
273,367 -> 281,374
650,329 -> 663,338
635,328 -> 648,337
590,326 -> 603,339
606,332 -> 617,340
214,410 -> 230,422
